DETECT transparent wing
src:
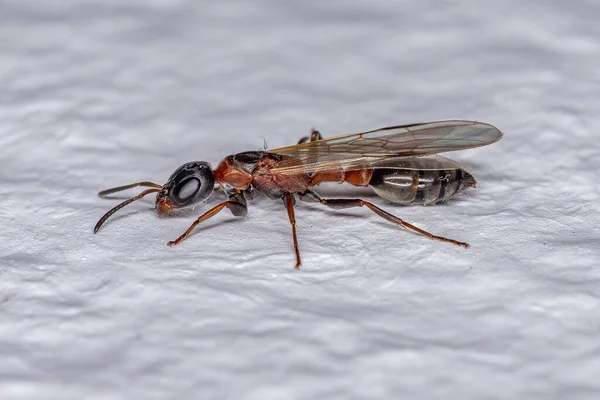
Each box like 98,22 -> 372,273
270,120 -> 502,174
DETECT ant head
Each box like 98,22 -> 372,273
156,161 -> 214,216
94,161 -> 215,233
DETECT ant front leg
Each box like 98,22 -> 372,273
297,190 -> 469,248
167,198 -> 247,246
227,192 -> 249,216
297,129 -> 323,144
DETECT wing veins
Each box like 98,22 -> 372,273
270,120 -> 502,175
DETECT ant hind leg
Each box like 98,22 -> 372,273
297,190 -> 469,248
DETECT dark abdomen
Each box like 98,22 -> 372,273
369,168 -> 476,205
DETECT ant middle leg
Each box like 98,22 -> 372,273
283,193 -> 302,268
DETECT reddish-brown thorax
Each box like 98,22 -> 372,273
213,152 -> 373,196
213,156 -> 254,191
250,156 -> 313,194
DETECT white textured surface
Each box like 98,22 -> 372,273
1,1 -> 600,399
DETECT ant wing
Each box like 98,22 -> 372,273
270,120 -> 502,175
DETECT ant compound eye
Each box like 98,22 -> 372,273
173,178 -> 201,205
166,161 -> 214,207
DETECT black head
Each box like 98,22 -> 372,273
156,161 -> 214,216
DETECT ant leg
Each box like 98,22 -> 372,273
167,200 -> 246,246
298,190 -> 469,248
309,129 -> 323,142
283,193 -> 302,268
297,129 -> 323,144
227,192 -> 248,216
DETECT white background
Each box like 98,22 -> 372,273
1,0 -> 599,399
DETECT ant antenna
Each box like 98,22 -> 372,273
98,181 -> 162,198
94,186 -> 162,233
